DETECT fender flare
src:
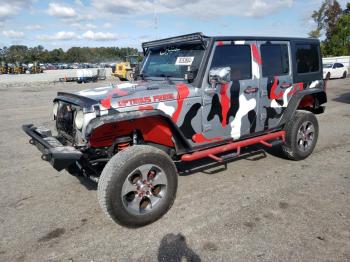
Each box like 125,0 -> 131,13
85,109 -> 192,152
278,89 -> 327,127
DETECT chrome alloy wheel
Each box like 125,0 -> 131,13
296,121 -> 315,152
121,164 -> 168,215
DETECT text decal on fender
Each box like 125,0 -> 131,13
117,93 -> 175,107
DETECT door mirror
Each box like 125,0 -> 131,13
209,67 -> 231,88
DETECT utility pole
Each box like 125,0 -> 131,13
153,0 -> 158,39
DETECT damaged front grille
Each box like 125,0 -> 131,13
56,102 -> 76,139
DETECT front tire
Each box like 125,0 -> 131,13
125,70 -> 133,81
281,111 -> 319,161
98,145 -> 178,227
342,71 -> 347,79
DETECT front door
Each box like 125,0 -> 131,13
257,40 -> 293,131
199,40 -> 260,143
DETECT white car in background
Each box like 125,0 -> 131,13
323,62 -> 348,79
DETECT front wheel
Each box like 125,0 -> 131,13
98,145 -> 178,227
125,70 -> 133,81
281,111 -> 319,161
342,71 -> 347,79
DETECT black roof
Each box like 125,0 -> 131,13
142,32 -> 319,49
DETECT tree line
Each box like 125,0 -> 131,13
309,1 -> 350,56
0,45 -> 139,64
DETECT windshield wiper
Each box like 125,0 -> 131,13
136,73 -> 150,80
159,74 -> 178,82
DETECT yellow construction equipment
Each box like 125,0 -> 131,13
0,62 -> 7,74
7,64 -> 14,74
13,62 -> 26,74
29,62 -> 43,74
112,55 -> 139,81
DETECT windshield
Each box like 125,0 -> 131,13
141,43 -> 205,79
323,63 -> 333,68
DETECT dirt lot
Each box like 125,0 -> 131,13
0,78 -> 349,262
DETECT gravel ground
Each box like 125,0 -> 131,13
0,78 -> 349,262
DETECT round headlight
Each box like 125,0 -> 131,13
74,110 -> 84,130
53,102 -> 58,117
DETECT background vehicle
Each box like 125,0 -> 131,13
13,62 -> 27,74
112,55 -> 139,81
29,62 -> 43,74
0,62 -> 8,74
323,62 -> 348,79
23,33 -> 327,228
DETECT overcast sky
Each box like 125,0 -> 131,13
0,0 -> 348,50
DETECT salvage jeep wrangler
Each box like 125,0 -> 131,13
23,33 -> 327,227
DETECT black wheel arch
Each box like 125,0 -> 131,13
278,89 -> 327,127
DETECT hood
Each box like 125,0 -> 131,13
74,80 -> 191,110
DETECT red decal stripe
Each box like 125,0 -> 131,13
138,105 -> 154,110
270,76 -> 283,100
288,82 -> 303,97
220,83 -> 230,127
172,83 -> 190,123
192,134 -> 222,144
101,87 -> 129,109
101,98 -> 111,109
252,44 -> 262,65
217,41 -> 224,46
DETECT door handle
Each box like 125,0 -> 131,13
204,86 -> 217,96
280,82 -> 292,88
244,86 -> 258,94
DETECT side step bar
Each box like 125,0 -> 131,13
181,131 -> 286,162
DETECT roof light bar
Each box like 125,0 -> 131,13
142,32 -> 205,49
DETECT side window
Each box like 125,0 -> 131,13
295,44 -> 320,73
211,45 -> 252,80
261,44 -> 289,77
338,63 -> 344,68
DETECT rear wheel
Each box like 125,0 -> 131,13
281,111 -> 319,161
98,145 -> 178,227
342,71 -> 347,79
326,72 -> 331,80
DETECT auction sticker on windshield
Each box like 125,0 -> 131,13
175,56 -> 194,65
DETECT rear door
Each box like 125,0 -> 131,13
257,41 -> 292,131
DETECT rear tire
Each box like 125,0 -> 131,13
98,145 -> 178,227
326,72 -> 331,80
342,71 -> 347,79
281,111 -> 319,161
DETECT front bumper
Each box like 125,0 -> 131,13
22,124 -> 82,171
